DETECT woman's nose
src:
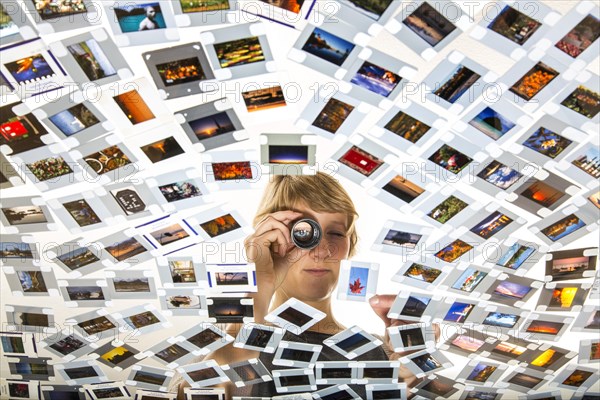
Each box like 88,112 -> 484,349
310,238 -> 334,261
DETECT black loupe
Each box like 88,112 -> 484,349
290,219 -> 322,250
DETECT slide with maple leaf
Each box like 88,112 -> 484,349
347,266 -> 369,298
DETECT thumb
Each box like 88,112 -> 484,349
369,294 -> 397,327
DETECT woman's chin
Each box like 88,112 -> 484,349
292,287 -> 335,303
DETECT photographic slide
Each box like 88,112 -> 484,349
114,2 -> 167,32
452,268 -> 487,293
258,0 -> 304,14
510,62 -> 559,101
435,239 -> 473,263
56,246 -> 99,271
48,104 -> 100,136
468,107 -> 516,140
189,111 -> 236,141
63,199 -> 101,227
402,1 -> 457,46
200,214 -> 241,238
434,64 -> 481,103
346,266 -> 369,298
140,136 -> 185,163
519,180 -> 566,209
338,145 -> 384,177
67,39 -> 117,81
560,85 -> 600,119
0,242 -> 34,259
180,0 -> 229,13
214,36 -> 265,68
382,229 -> 422,249
427,195 -> 468,224
26,157 -> 73,182
2,206 -> 48,226
384,111 -> 431,143
212,161 -> 253,180
555,14 -> 600,58
382,175 -> 425,204
571,145 -> 600,179
493,280 -> 532,300
157,57 -> 206,86
84,145 -> 132,175
0,101 -> 47,154
428,144 -> 473,174
268,145 -> 309,164
113,277 -> 151,293
105,237 -> 147,262
487,5 -> 542,45
483,312 -> 520,328
443,301 -> 475,323
113,90 -> 156,125
522,126 -> 573,159
341,0 -> 393,20
301,27 -> 355,66
100,197 -> 145,226
33,0 -> 87,20
312,98 -> 355,134
477,160 -> 523,190
497,243 -> 536,271
5,54 -> 56,85
17,271 -> 48,293
159,180 -> 203,202
403,263 -> 442,284
124,311 -> 161,329
350,61 -> 401,97
1,4 -> 20,40
150,223 -> 190,246
169,260 -> 197,283
541,214 -> 586,242
242,86 -> 286,112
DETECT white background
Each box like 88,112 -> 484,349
1,0 -> 599,397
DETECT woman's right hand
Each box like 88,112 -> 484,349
244,210 -> 304,289
369,295 -> 441,391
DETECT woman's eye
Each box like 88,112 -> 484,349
328,232 -> 345,237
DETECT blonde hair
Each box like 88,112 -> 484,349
254,172 -> 359,258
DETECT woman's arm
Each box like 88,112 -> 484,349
172,323 -> 260,399
369,295 -> 440,392
174,211 -> 303,398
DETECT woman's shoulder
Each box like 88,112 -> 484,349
371,332 -> 394,358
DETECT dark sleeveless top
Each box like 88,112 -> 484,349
231,330 -> 390,398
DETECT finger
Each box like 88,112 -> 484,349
254,218 -> 293,246
246,229 -> 289,261
369,294 -> 397,327
432,323 -> 441,343
385,322 -> 420,354
253,216 -> 296,244
254,211 -> 303,230
259,229 -> 290,258
394,348 -> 418,358
369,295 -> 397,324
389,319 -> 416,326
398,363 -> 419,382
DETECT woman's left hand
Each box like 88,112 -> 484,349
369,295 -> 440,387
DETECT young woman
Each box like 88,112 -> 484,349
176,172 -> 430,398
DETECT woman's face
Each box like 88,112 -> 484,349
278,202 -> 351,302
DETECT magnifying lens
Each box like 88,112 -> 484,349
290,218 -> 322,250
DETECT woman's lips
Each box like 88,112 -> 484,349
303,269 -> 330,277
